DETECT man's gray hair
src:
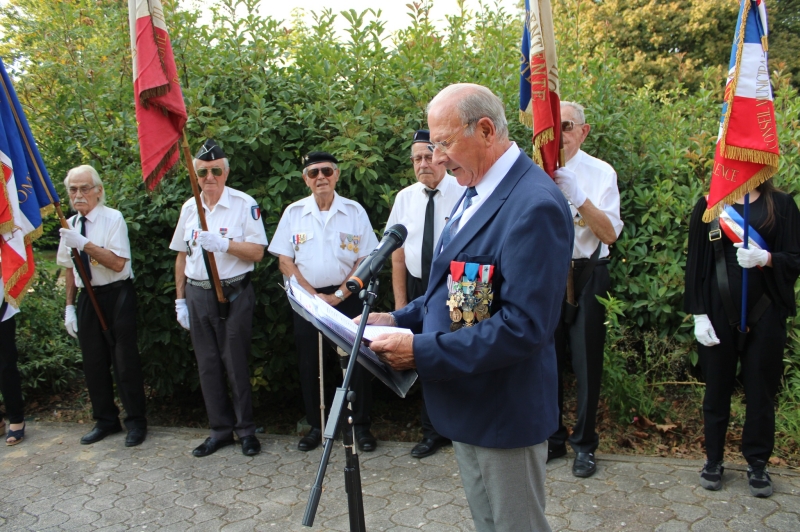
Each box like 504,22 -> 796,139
193,157 -> 230,171
427,84 -> 509,139
303,162 -> 338,176
64,165 -> 105,206
561,101 -> 586,124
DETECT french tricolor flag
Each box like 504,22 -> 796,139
703,0 -> 779,222
129,0 -> 187,190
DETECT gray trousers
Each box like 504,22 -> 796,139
186,282 -> 256,440
453,440 -> 551,532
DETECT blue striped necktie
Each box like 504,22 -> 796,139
440,187 -> 477,250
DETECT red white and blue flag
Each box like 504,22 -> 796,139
703,0 -> 779,222
129,0 -> 187,190
0,57 -> 60,308
519,0 -> 561,178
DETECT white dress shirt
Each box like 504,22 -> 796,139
56,204 -> 133,288
269,192 -> 379,289
451,142 -> 521,238
565,150 -> 623,259
169,187 -> 269,280
385,174 -> 465,278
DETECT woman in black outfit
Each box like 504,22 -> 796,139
684,179 -> 800,498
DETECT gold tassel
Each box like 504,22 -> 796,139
0,220 -> 13,234
701,165 -> 777,222
144,142 -> 179,190
519,110 -> 533,128
23,225 -> 43,245
723,145 -> 780,167
40,204 -> 55,218
4,270 -> 34,308
761,36 -> 768,52
533,127 -> 554,148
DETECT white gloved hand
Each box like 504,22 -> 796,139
197,231 -> 230,253
175,299 -> 190,330
693,314 -> 720,347
59,227 -> 89,250
734,243 -> 770,268
553,167 -> 587,208
65,305 -> 79,338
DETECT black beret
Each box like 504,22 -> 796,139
302,151 -> 338,168
195,139 -> 226,161
412,130 -> 431,144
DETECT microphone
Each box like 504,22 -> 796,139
346,224 -> 408,293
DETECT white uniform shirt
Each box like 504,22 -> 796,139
56,204 -> 134,288
565,149 -> 623,259
169,187 -> 268,280
268,192 -> 379,289
445,142 -> 521,246
385,174 -> 465,278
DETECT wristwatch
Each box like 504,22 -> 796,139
334,289 -> 346,302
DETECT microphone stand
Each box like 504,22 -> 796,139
302,276 -> 380,530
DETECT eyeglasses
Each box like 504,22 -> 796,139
306,167 -> 335,179
427,121 -> 474,155
196,167 -> 224,178
67,185 -> 98,195
561,120 -> 585,132
410,154 -> 433,165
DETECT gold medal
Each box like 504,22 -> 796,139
353,246 -> 359,253
295,245 -> 300,251
476,311 -> 488,322
450,322 -> 462,332
462,310 -> 474,323
90,257 -> 99,266
450,309 -> 463,322
574,218 -> 586,227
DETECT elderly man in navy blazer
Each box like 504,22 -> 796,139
366,83 -> 573,532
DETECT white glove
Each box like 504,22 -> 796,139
553,167 -> 587,208
65,305 -> 79,338
693,314 -> 720,347
734,243 -> 770,269
197,231 -> 229,253
59,227 -> 89,250
176,299 -> 190,330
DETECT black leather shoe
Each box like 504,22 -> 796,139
192,437 -> 234,457
298,428 -> 322,452
80,426 -> 122,445
355,429 -> 377,452
572,452 -> 597,478
241,435 -> 261,456
411,437 -> 447,459
125,428 -> 147,447
547,443 -> 567,463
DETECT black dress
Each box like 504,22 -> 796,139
684,192 -> 800,464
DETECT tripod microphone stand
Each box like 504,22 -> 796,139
302,277 -> 380,530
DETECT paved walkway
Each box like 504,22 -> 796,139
0,423 -> 798,531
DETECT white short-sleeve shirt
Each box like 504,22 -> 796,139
56,204 -> 134,288
268,192 -> 379,289
385,174 -> 465,278
169,187 -> 268,280
565,150 -> 624,259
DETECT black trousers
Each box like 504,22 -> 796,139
77,280 -> 147,431
700,301 -> 786,465
406,272 -> 446,441
549,263 -> 609,454
0,316 -> 25,424
186,281 -> 256,439
293,286 -> 373,431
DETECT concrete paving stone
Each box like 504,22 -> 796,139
702,499 -> 746,521
265,485 -> 304,506
656,520 -> 692,532
205,487 -> 242,508
626,487 -> 670,507
83,494 -> 121,513
218,501 -> 260,523
152,522 -> 191,532
187,502 -> 226,525
562,510 -> 604,531
94,507 -> 134,528
149,504 -> 194,527
112,491 -> 151,512
254,499 -> 295,520
30,509 -> 71,528
579,479 -> 617,495
763,511 -> 800,531
669,501 -> 711,522
691,516 -> 735,531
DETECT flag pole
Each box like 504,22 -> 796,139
740,194 -> 750,333
179,131 -> 228,308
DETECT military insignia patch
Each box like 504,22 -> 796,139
251,205 -> 261,220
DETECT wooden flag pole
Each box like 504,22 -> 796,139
179,131 -> 227,307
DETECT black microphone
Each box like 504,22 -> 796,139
346,224 -> 408,293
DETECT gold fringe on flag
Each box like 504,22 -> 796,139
519,109 -> 533,128
761,36 -> 768,52
143,141 -> 179,190
723,146 -> 780,167
701,164 -> 777,223
0,220 -> 13,234
3,259 -> 31,307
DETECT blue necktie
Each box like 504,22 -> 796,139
79,216 -> 92,282
441,187 -> 477,249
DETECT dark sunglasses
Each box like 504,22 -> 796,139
196,167 -> 224,178
307,167 -> 335,179
561,120 -> 585,132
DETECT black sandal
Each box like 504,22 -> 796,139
6,422 -> 24,446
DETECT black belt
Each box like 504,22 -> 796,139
84,278 -> 131,295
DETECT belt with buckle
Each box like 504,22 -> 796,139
186,273 -> 247,290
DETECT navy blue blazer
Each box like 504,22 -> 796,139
393,150 -> 573,449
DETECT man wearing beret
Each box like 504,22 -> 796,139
269,151 -> 380,452
385,130 -> 464,458
170,139 -> 268,457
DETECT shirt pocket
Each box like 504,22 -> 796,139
334,232 -> 363,264
222,227 -> 243,242
291,231 -> 314,258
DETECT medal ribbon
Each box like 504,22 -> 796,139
479,264 -> 494,284
450,261 -> 465,282
464,263 -> 480,281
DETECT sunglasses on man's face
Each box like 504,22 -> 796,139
196,167 -> 224,178
561,120 -> 585,132
307,167 -> 335,179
